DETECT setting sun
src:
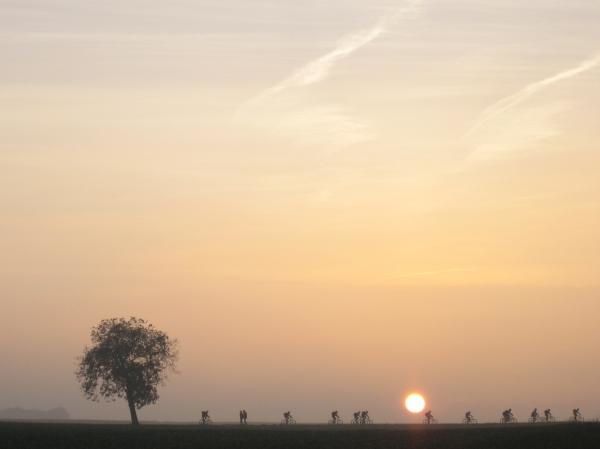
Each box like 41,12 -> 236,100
405,393 -> 426,414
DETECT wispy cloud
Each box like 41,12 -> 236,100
236,1 -> 422,150
467,54 -> 600,137
261,20 -> 387,97
466,53 -> 600,160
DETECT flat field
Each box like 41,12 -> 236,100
2,422 -> 600,449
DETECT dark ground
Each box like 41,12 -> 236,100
2,422 -> 600,449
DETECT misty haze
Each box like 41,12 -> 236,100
2,0 -> 600,448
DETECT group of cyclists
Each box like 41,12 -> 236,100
424,408 -> 582,425
505,408 -> 583,424
528,408 -> 553,423
351,411 -> 373,425
199,407 -> 585,425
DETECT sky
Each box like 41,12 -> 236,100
1,0 -> 600,423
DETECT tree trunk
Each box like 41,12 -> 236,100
127,397 -> 139,426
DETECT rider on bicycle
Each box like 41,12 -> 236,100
283,411 -> 292,424
425,410 -> 434,424
544,409 -> 552,422
531,408 -> 539,422
201,410 -> 210,424
465,411 -> 473,423
331,410 -> 339,423
573,408 -> 581,421
360,410 -> 370,424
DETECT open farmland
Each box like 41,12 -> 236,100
2,422 -> 600,449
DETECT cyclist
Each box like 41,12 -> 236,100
425,410 -> 434,424
573,408 -> 581,422
283,411 -> 292,424
531,408 -> 539,423
201,410 -> 210,424
465,411 -> 473,424
353,411 -> 361,424
502,409 -> 513,423
331,410 -> 339,424
360,410 -> 370,424
544,409 -> 552,422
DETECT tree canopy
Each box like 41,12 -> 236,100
76,317 -> 178,425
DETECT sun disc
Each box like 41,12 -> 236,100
405,393 -> 426,414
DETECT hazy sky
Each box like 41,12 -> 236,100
1,0 -> 600,423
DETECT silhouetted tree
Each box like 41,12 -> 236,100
76,317 -> 178,425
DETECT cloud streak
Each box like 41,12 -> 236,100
261,21 -> 387,98
467,53 -> 600,137
236,0 -> 422,149
260,0 -> 422,99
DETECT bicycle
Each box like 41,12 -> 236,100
462,417 -> 478,424
423,418 -> 438,424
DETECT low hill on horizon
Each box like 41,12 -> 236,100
0,407 -> 70,421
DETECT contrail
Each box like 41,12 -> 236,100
467,53 -> 600,137
236,0 -> 423,149
255,0 -> 422,101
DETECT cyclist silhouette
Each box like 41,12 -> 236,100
331,410 -> 339,424
502,409 -> 514,423
425,410 -> 434,424
243,409 -> 248,424
573,408 -> 581,422
544,409 -> 552,422
465,411 -> 473,424
201,410 -> 211,424
530,408 -> 539,423
283,411 -> 294,425
360,410 -> 370,424
353,411 -> 361,424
